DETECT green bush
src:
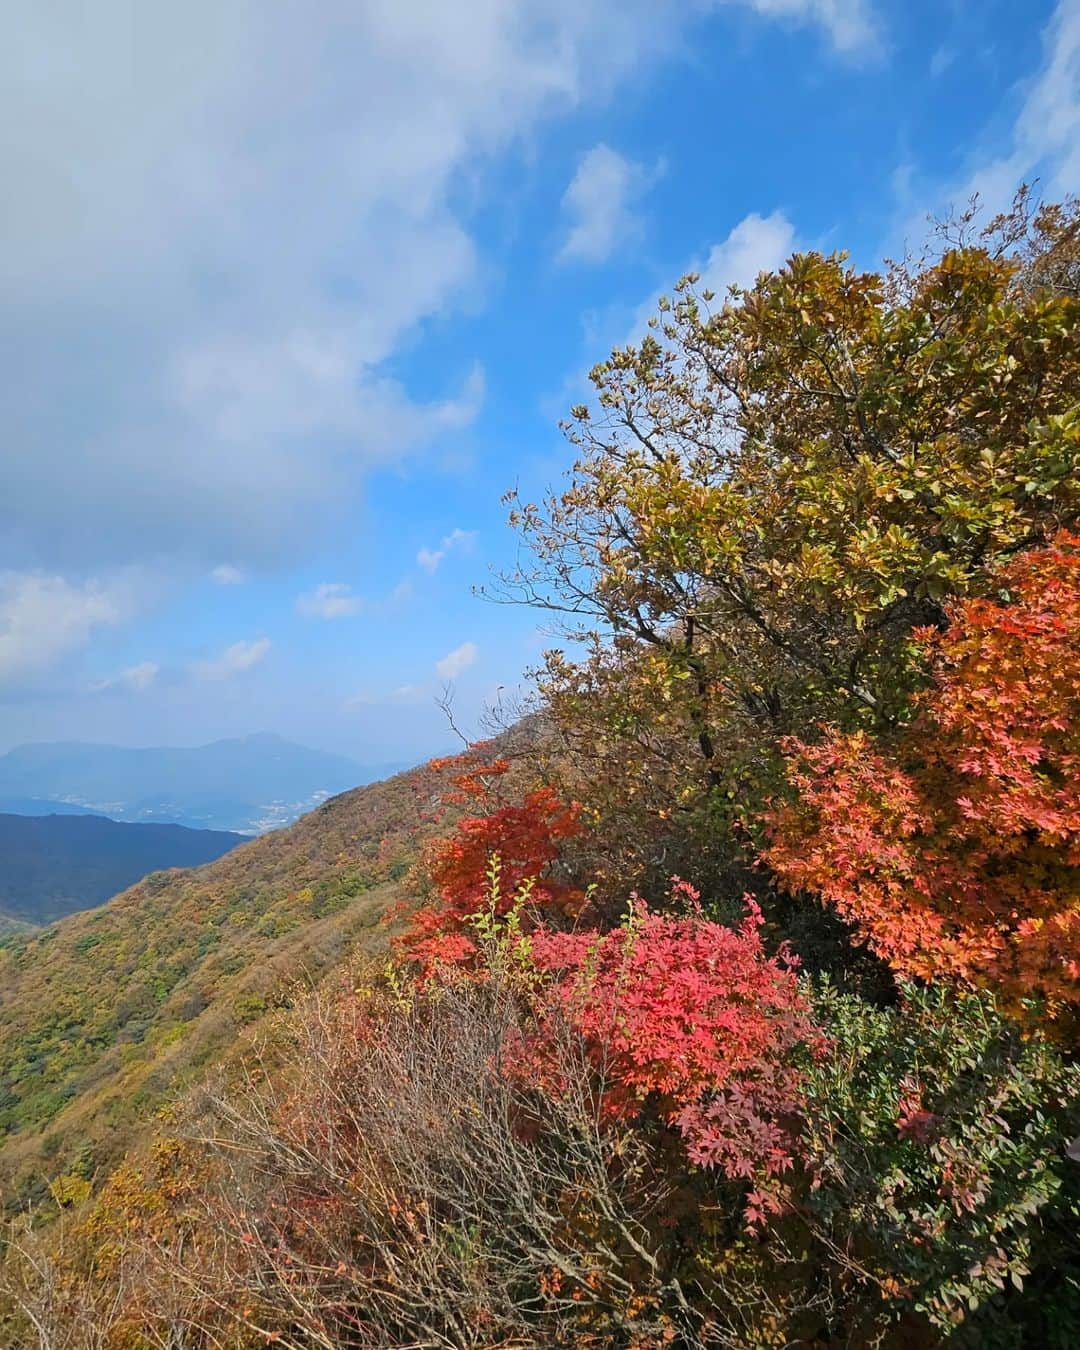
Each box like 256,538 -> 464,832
794,981 -> 1080,1344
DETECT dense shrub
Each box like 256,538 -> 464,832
765,534 -> 1080,1023
527,887 -> 821,1214
791,981 -> 1080,1345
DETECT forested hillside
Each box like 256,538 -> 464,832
1,195 -> 1077,1348
0,813 -> 243,926
0,748 -> 500,1208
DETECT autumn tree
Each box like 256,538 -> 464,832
398,748 -> 584,971
764,533 -> 1080,1024
495,193 -> 1079,891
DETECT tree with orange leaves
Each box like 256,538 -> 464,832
764,533 -> 1080,1023
400,748 -> 584,972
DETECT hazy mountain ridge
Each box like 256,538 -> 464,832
0,799 -> 104,819
0,734 -> 401,834
0,813 -> 244,927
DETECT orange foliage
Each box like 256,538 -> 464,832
428,744 -> 511,803
764,533 -> 1080,1021
400,773 -> 584,972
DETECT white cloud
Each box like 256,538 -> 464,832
344,683 -> 429,709
898,0 -> 1079,241
436,641 -> 479,680
92,660 -> 159,693
210,564 -> 246,585
549,208 -> 798,422
193,637 -> 271,681
298,578 -> 414,618
624,209 -> 796,346
297,583 -> 365,620
389,684 -> 429,705
558,144 -> 654,264
697,210 -> 798,296
417,527 -> 477,574
929,46 -> 954,78
0,2 -> 875,579
0,572 -> 137,687
742,0 -> 878,54
964,0 -> 1079,207
891,161 -> 915,206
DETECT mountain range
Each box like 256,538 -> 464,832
0,813 -> 244,927
0,733 -> 399,834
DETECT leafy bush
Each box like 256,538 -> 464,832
765,534 -> 1080,1023
792,981 -> 1080,1343
527,886 -> 821,1216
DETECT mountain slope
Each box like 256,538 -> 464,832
0,755 -> 453,1207
0,733 -> 389,833
0,813 -> 244,926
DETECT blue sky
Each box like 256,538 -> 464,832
1,0 -> 1076,765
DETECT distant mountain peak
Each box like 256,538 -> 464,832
0,735 -> 393,834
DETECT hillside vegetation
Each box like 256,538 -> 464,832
1,193 -> 1077,1348
0,813 -> 243,927
0,752 -> 478,1207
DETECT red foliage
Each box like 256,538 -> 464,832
527,887 -> 822,1197
403,770 -> 822,1212
401,784 -> 584,972
764,533 -> 1080,1019
429,746 -> 512,803
895,1077 -> 942,1146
